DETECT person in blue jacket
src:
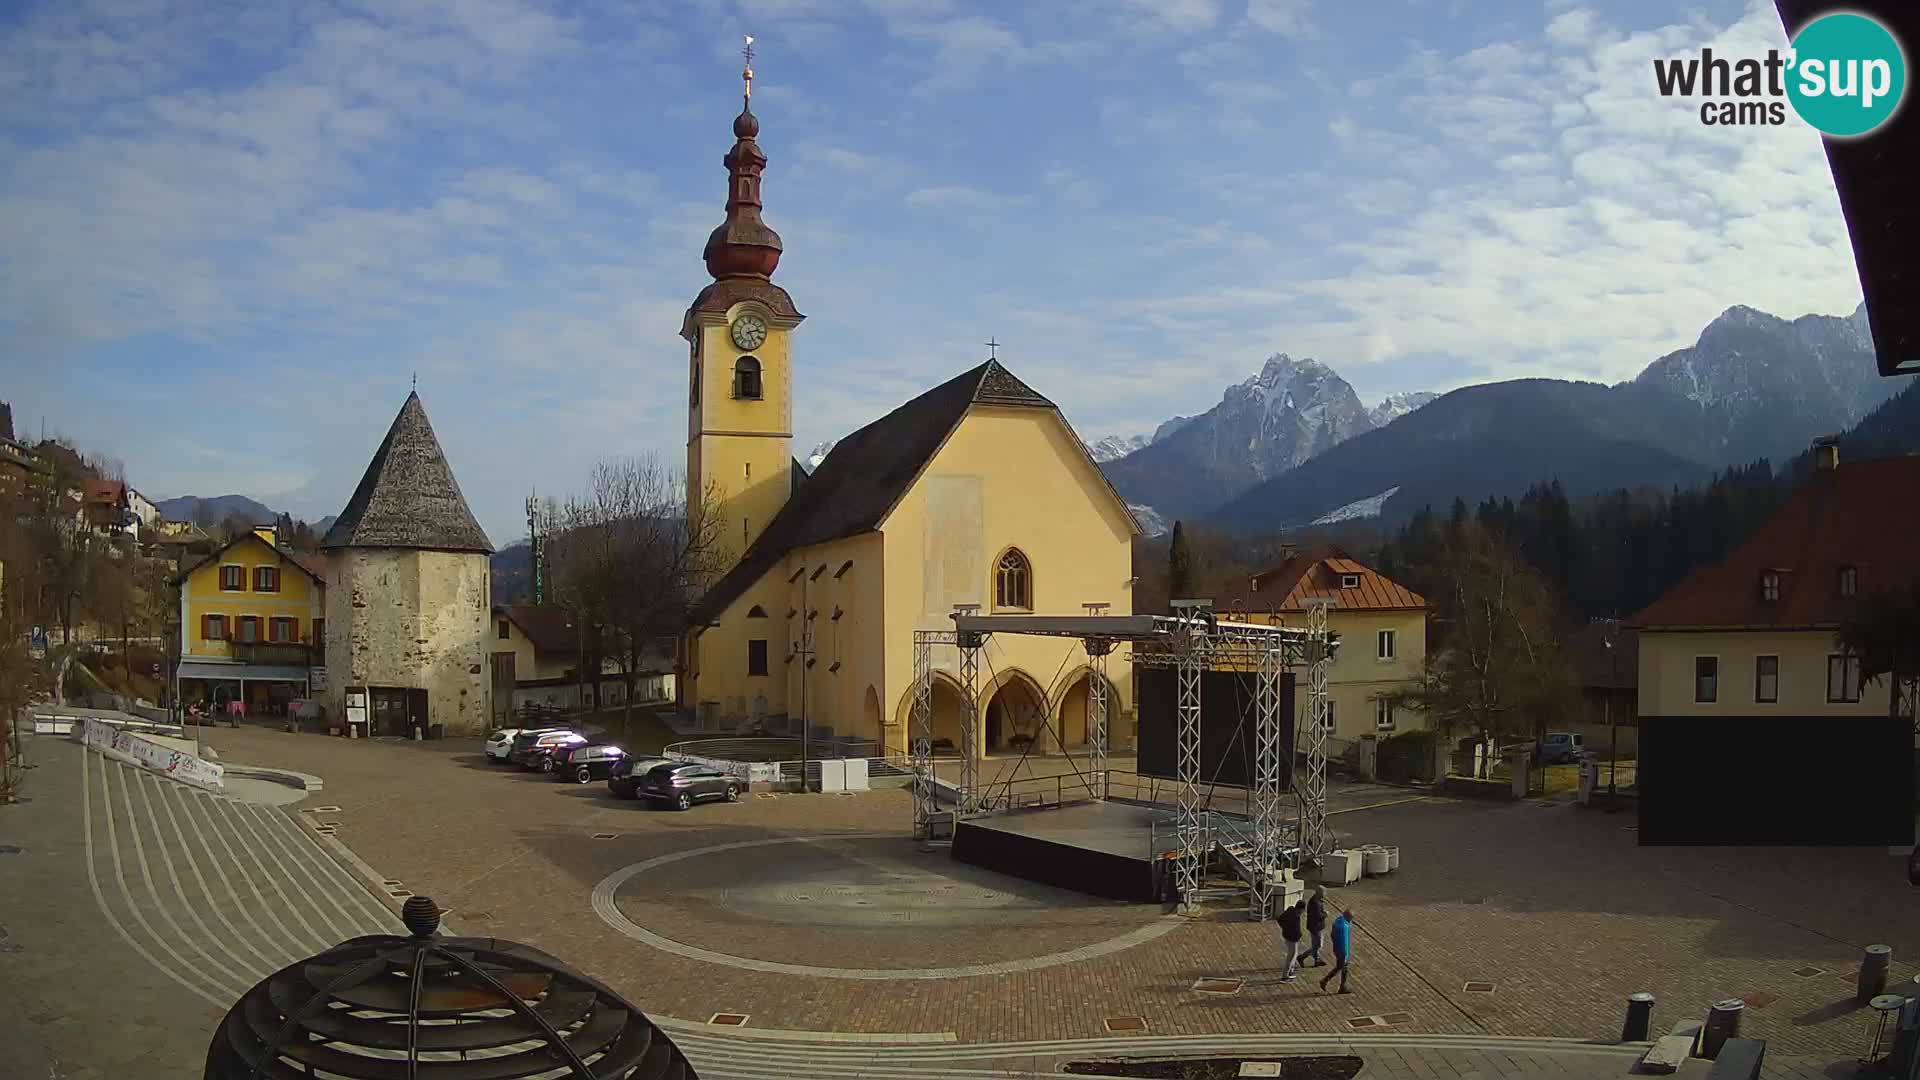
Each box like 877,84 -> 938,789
1319,908 -> 1354,994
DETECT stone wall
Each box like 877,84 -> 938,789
323,548 -> 492,736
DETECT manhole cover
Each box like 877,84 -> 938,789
1463,981 -> 1496,993
1379,1012 -> 1414,1025
382,879 -> 403,887
754,793 -> 777,800
308,805 -> 343,813
708,1013 -> 749,1026
1193,977 -> 1245,995
387,890 -> 413,899
1240,1064 -> 1283,1077
1346,1016 -> 1380,1029
592,833 -> 618,840
1793,966 -> 1825,978
320,822 -> 342,830
1742,992 -> 1777,1009
1104,1016 -> 1148,1033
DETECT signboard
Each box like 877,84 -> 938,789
345,707 -> 368,726
310,667 -> 329,691
29,626 -> 46,660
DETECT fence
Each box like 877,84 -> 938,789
662,736 -> 912,788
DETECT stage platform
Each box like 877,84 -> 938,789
950,799 -> 1255,903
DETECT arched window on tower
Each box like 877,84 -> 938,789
994,548 -> 1032,611
734,356 -> 763,400
747,605 -> 768,618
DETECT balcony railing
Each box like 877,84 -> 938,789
230,641 -> 315,666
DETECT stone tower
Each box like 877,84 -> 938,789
320,392 -> 494,736
681,41 -> 805,564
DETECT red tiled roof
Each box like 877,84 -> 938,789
1630,455 -> 1920,630
1246,549 -> 1427,613
83,479 -> 125,505
290,552 -> 331,582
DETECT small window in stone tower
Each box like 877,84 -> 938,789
734,356 -> 763,400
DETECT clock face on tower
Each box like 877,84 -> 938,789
730,314 -> 768,351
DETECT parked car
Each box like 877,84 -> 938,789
636,761 -> 743,810
509,729 -> 589,772
606,755 -> 676,799
1537,731 -> 1586,766
485,725 -> 574,763
552,743 -> 627,784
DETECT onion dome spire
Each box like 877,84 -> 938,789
704,34 -> 784,281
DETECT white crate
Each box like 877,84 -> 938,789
1324,849 -> 1363,886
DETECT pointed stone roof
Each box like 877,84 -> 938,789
320,392 -> 494,554
690,359 -> 1064,623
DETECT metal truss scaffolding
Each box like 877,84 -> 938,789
1298,600 -> 1333,861
910,628 -> 956,841
907,608 -> 1332,911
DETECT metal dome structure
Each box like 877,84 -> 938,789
205,896 -> 697,1080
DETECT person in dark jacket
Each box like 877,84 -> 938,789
1276,899 -> 1306,981
1303,886 -> 1329,966
1319,909 -> 1354,994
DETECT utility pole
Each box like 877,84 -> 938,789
1603,618 -> 1620,807
525,491 -> 545,606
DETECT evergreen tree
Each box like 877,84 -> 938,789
1167,520 -> 1193,601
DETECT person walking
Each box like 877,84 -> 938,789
1276,898 -> 1306,981
1320,908 -> 1354,994
1304,885 -> 1329,967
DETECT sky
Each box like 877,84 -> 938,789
0,0 -> 1870,543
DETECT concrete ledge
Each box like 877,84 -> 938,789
223,765 -> 324,792
653,1018 -> 959,1043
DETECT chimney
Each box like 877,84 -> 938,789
0,401 -> 12,442
254,525 -> 277,547
1811,434 -> 1840,473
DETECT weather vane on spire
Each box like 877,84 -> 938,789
742,34 -> 755,101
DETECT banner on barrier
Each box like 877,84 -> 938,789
80,717 -> 225,792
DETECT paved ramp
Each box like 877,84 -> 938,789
77,740 -> 397,1009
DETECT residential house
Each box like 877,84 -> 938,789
1222,549 -> 1430,747
174,526 -> 329,717
82,479 -> 132,539
489,604 -> 676,722
678,82 -> 1137,755
1629,438 -> 1920,726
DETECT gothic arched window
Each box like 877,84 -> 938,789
734,356 -> 763,400
747,605 -> 768,618
994,548 -> 1032,611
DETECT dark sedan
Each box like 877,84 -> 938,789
551,743 -> 627,784
606,755 -> 676,799
636,762 -> 743,810
508,729 -> 588,772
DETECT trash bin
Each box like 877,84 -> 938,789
1700,998 -> 1744,1060
1859,944 -> 1894,1004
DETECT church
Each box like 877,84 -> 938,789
679,56 -> 1139,758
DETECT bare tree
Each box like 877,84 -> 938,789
547,455 -> 730,726
1383,521 -> 1573,747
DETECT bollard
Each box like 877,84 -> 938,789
1621,991 -> 1656,1042
1699,998 -> 1744,1060
1858,944 -> 1894,1004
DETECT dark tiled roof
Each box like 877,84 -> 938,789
690,360 -> 1054,624
1630,455 -> 1920,630
1242,549 -> 1428,613
1775,1 -> 1918,377
1563,621 -> 1638,689
496,604 -> 579,655
321,392 -> 493,554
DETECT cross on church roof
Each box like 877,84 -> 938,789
985,337 -> 1000,360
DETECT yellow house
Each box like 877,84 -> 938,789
1630,443 -> 1918,725
680,80 -> 1139,757
1218,550 -> 1430,746
489,604 -> 676,721
174,526 -> 328,716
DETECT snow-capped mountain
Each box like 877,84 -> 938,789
804,440 -> 835,471
1368,392 -> 1439,428
1087,434 -> 1151,463
1631,301 -> 1890,466
1099,354 -> 1376,521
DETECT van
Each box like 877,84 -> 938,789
1538,731 -> 1585,765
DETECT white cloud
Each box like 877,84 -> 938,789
1246,0 -> 1315,37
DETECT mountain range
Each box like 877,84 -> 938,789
1099,301 -> 1894,535
154,494 -> 336,537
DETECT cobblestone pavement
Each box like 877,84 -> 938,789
11,724 -> 1911,1080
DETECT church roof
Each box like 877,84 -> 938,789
690,359 -> 1054,624
320,392 -> 494,554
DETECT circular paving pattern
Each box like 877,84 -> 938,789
592,833 -> 1185,980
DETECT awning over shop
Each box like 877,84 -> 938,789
176,661 -> 314,683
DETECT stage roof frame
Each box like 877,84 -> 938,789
949,612 -> 1311,643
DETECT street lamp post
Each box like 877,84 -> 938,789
1603,618 -> 1620,806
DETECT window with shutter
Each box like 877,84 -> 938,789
255,566 -> 280,592
238,616 -> 260,643
204,614 -> 227,641
220,565 -> 245,591
313,618 -> 325,644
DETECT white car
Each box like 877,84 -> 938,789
485,726 -> 573,763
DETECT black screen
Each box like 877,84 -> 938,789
1136,668 -> 1295,790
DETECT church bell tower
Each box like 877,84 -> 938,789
683,36 -> 804,565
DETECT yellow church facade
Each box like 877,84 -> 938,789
679,64 -> 1137,758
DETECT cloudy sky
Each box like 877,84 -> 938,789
0,0 -> 1868,542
